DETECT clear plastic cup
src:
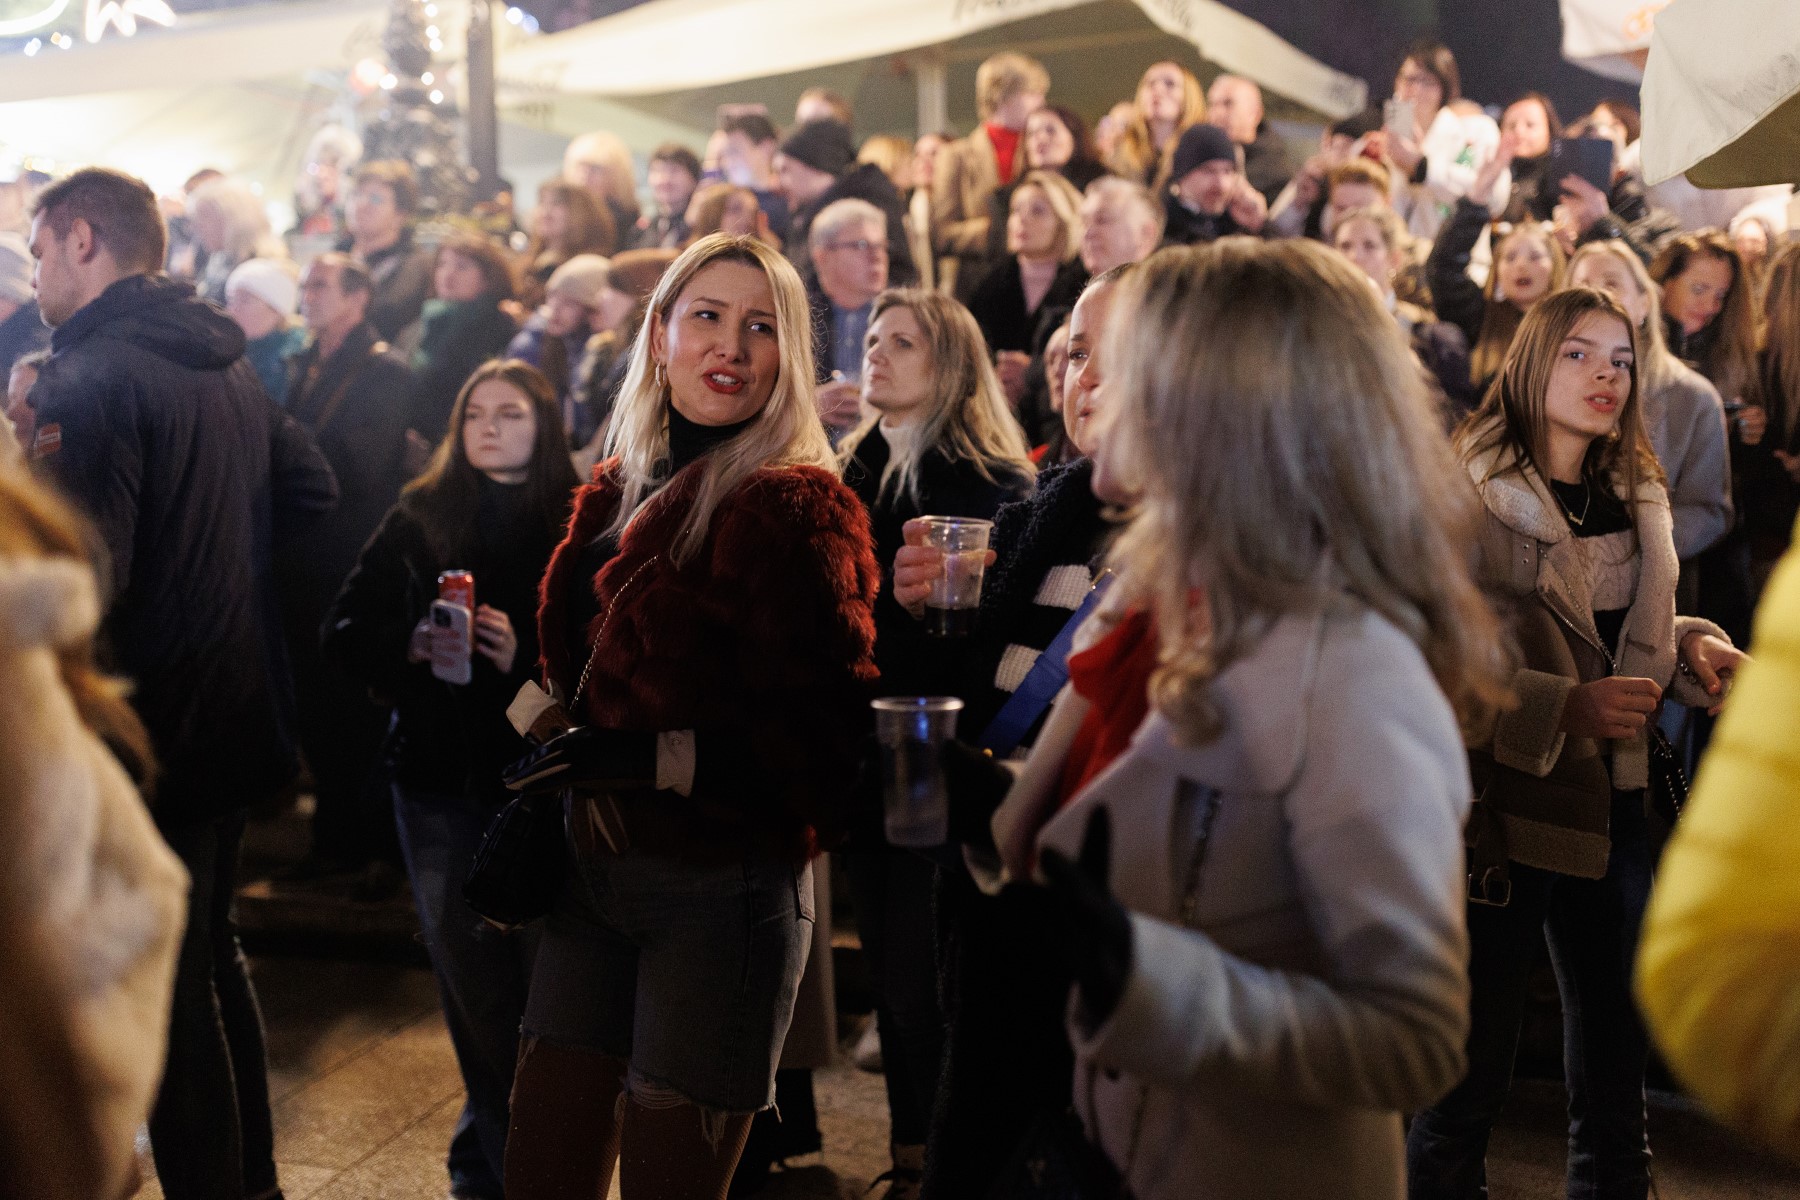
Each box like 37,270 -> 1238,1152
871,696 -> 963,847
920,516 -> 992,638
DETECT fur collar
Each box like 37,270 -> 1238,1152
0,557 -> 100,652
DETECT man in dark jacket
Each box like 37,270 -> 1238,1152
776,119 -> 917,287
343,160 -> 436,342
26,166 -> 337,1200
284,252 -> 416,878
1161,123 -> 1270,247
0,231 -> 49,378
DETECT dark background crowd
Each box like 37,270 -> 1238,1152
2,24 -> 1800,1200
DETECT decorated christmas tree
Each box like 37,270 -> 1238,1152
359,0 -> 476,218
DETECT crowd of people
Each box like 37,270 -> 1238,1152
2,34 -> 1799,1200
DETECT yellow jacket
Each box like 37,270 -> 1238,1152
1636,519 -> 1800,1156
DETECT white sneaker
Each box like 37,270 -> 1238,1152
852,1019 -> 883,1073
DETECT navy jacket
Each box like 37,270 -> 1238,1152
30,274 -> 339,826
0,296 -> 51,379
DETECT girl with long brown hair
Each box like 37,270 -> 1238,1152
1746,240 -> 1800,578
522,180 -> 619,307
1409,288 -> 1746,1198
1652,230 -> 1761,408
324,359 -> 578,1200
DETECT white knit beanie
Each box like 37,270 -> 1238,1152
544,253 -> 612,308
225,257 -> 299,317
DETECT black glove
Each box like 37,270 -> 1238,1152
1039,806 -> 1134,1032
501,726 -> 657,794
941,739 -> 1014,851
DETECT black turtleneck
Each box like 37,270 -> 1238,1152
565,403 -> 756,661
667,402 -> 756,474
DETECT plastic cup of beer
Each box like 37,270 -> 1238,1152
920,516 -> 992,638
871,696 -> 963,847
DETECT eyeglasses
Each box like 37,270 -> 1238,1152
828,239 -> 888,256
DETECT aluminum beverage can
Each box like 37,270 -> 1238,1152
438,570 -> 475,612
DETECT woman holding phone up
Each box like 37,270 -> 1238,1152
324,359 -> 578,1200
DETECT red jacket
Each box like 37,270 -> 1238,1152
539,460 -> 880,862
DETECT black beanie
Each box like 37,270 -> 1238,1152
779,119 -> 856,178
1170,124 -> 1238,182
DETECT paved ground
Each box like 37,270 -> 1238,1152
129,952 -> 1800,1200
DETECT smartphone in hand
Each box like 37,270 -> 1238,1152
429,599 -> 473,685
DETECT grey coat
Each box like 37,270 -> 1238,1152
1032,602 -> 1473,1200
1642,357 -> 1733,560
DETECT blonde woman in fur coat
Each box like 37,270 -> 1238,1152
1408,288 -> 1746,1200
0,470 -> 188,1200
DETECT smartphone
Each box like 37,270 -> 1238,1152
1549,137 -> 1615,194
1383,98 -> 1416,139
429,599 -> 473,685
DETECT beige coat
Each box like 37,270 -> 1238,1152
0,555 -> 188,1200
930,125 -> 1002,297
1030,602 -> 1473,1200
1465,437 -> 1725,877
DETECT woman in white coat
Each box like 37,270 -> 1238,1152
991,238 -> 1513,1199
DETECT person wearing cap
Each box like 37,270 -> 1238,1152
1161,123 -> 1268,247
775,119 -> 917,287
0,232 -> 49,381
225,257 -> 308,407
932,52 -> 1051,300
281,251 -> 416,884
507,252 -> 610,413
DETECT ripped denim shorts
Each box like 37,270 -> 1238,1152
521,841 -> 815,1116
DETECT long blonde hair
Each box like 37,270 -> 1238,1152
1458,287 -> 1665,512
1103,240 -> 1510,742
1470,222 -> 1567,385
837,288 -> 1036,506
1107,61 -> 1206,189
601,234 -> 836,565
1567,239 -> 1679,396
1011,170 -> 1085,264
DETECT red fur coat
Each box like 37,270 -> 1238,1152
538,460 -> 879,862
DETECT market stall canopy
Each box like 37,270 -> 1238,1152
496,0 -> 1368,120
1558,0 -> 1654,83
1640,0 -> 1800,186
0,0 -> 389,104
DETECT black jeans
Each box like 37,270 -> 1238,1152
1408,791 -> 1654,1200
844,848 -> 945,1148
393,783 -> 535,1200
150,811 -> 281,1200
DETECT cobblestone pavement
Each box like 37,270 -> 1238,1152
131,955 -> 1800,1200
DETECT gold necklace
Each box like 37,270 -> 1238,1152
1558,479 -> 1593,528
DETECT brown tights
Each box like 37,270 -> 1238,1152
505,1037 -> 754,1200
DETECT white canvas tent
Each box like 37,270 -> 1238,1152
496,0 -> 1368,123
1558,0 -> 1655,84
1640,0 -> 1800,187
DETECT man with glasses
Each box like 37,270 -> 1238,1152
342,160 -> 435,341
807,198 -> 890,436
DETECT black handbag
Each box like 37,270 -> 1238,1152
986,1105 -> 1127,1200
463,790 -> 567,932
1647,725 -> 1689,825
460,554 -> 660,931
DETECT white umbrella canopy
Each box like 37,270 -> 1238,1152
1640,0 -> 1800,187
497,0 -> 1368,121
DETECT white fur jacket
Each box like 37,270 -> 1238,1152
0,554 -> 188,1200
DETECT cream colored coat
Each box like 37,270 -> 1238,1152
1019,603 -> 1473,1200
0,555 -> 188,1200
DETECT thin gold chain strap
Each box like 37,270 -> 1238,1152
571,554 -> 659,709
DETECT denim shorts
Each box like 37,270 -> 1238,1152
522,842 -> 814,1115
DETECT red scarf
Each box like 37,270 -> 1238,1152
1056,608 -> 1158,806
987,123 -> 1023,184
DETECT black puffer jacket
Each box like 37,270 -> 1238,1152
30,274 -> 339,825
